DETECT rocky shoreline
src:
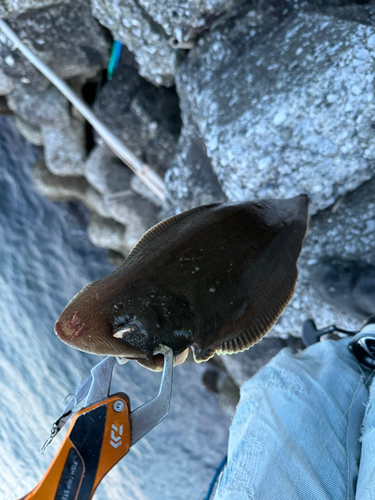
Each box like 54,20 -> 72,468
1,0 -> 375,384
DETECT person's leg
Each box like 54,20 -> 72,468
356,376 -> 375,500
214,339 -> 370,500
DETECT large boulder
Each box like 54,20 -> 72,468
163,121 -> 227,216
91,0 -> 179,86
7,84 -> 69,127
0,0 -> 69,18
42,116 -> 86,176
137,0 -> 243,42
272,177 -> 375,339
13,116 -> 43,145
103,190 -> 159,250
31,160 -> 111,218
0,0 -> 110,92
174,8 -> 375,214
84,144 -> 133,195
90,0 -> 252,86
87,213 -> 129,255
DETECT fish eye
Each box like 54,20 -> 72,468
113,302 -> 124,312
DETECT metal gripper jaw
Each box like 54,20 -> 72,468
130,344 -> 174,445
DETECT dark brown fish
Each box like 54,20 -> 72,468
55,195 -> 309,371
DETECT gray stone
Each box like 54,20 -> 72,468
137,0 -> 241,42
87,214 -> 128,255
130,173 -> 162,207
163,122 -> 227,216
84,145 -> 133,195
272,178 -> 375,338
31,160 -> 111,218
217,375 -> 240,418
310,257 -> 375,319
321,4 -> 375,25
103,191 -> 159,250
7,84 -> 69,127
94,51 -> 181,173
13,116 -> 43,145
90,0 -> 275,85
0,1 -> 109,91
91,0 -> 179,86
0,0 -> 70,17
42,116 -> 86,176
84,185 -> 111,218
177,10 -> 375,214
31,159 -> 86,199
0,70 -> 13,95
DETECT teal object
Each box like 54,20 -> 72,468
107,40 -> 122,81
205,455 -> 227,500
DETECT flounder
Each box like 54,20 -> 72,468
55,195 -> 309,371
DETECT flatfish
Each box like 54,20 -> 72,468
55,195 -> 309,370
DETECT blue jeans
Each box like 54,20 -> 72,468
214,339 -> 374,500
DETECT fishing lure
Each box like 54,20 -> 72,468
55,196 -> 309,370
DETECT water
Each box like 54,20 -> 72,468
0,117 -> 229,499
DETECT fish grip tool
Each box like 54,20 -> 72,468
19,345 -> 173,500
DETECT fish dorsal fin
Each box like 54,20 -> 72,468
125,203 -> 221,265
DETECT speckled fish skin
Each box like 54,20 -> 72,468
55,195 -> 309,371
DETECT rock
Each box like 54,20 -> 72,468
31,160 -> 111,218
84,185 -> 111,218
310,257 -> 375,319
137,0 -> 244,43
103,190 -> 159,249
84,144 -> 132,195
32,159 -> 86,198
217,375 -> 240,418
0,1 -> 109,91
94,49 -> 181,173
91,0 -> 273,85
0,70 -> 13,95
13,116 -> 43,145
130,84 -> 181,172
163,122 -> 227,216
7,84 -> 69,127
42,116 -> 86,176
273,178 -> 375,338
130,173 -> 162,207
91,0 -> 180,86
139,0 -> 234,42
0,0 -> 70,17
176,9 -> 375,214
87,213 -> 128,255
321,4 -> 375,25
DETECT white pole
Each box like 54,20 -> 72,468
0,19 -> 165,201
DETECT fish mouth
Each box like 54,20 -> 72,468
112,319 -> 149,349
113,325 -> 135,339
111,321 -> 150,359
133,348 -> 189,372
112,323 -> 190,370
55,320 -> 66,341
